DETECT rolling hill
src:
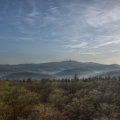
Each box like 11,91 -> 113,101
0,61 -> 120,80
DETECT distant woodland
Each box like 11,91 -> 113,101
0,77 -> 120,120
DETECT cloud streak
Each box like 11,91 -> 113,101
94,40 -> 120,48
65,42 -> 88,49
85,7 -> 120,27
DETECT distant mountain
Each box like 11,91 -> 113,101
100,69 -> 120,78
1,71 -> 54,80
0,61 -> 120,80
55,68 -> 94,79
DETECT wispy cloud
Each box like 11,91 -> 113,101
93,40 -> 120,48
65,42 -> 87,49
24,0 -> 40,24
84,3 -> 120,27
79,52 -> 100,55
12,0 -> 41,34
111,50 -> 120,53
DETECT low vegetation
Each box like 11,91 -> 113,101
0,77 -> 120,120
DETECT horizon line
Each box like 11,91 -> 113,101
0,60 -> 119,66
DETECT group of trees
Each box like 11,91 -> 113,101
0,78 -> 120,120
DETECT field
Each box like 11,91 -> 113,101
0,78 -> 120,120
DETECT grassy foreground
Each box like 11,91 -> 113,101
0,78 -> 120,120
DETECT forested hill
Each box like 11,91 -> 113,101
0,61 -> 120,80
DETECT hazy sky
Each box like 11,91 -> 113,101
0,0 -> 120,64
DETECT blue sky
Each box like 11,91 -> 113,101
0,0 -> 120,64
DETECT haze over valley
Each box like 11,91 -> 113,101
0,60 -> 120,80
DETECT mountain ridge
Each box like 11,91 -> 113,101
0,60 -> 119,66
0,61 -> 120,80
